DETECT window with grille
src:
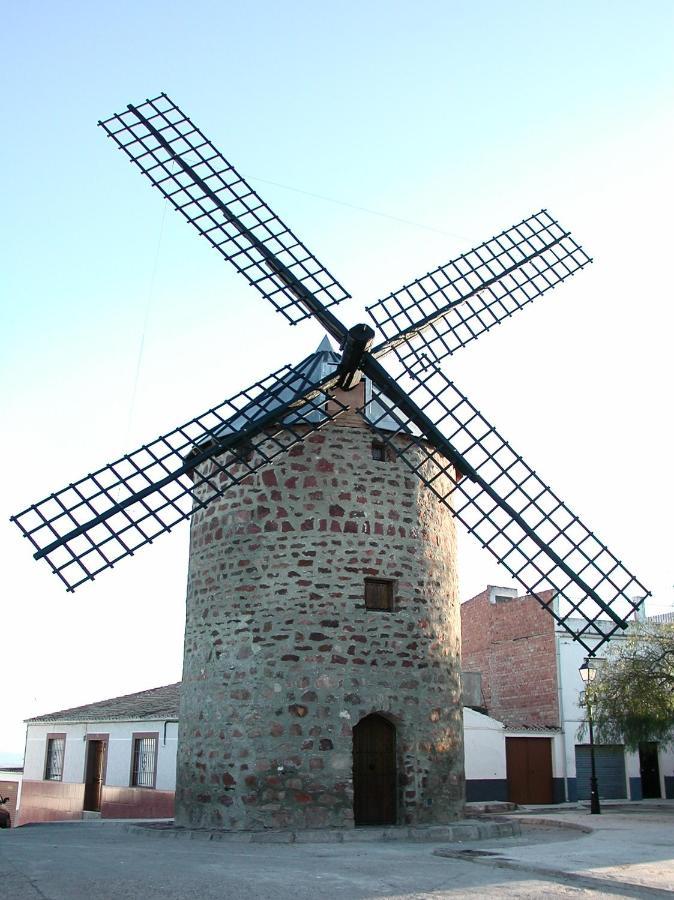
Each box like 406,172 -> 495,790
365,578 -> 394,611
44,735 -> 65,781
131,735 -> 157,788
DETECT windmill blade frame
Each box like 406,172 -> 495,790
11,360 -> 348,592
359,360 -> 648,653
10,93 -> 650,654
99,94 -> 351,325
368,210 -> 591,371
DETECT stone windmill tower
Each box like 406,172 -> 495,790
12,94 -> 649,831
179,339 -> 462,829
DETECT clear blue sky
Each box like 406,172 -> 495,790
2,1 -> 673,761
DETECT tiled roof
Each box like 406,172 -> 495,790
504,724 -> 562,734
25,683 -> 180,724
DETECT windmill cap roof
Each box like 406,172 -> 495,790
210,337 -> 399,439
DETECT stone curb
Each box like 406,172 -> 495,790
509,815 -> 592,834
123,818 -> 521,845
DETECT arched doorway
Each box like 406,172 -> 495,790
352,714 -> 397,825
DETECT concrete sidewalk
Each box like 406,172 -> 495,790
443,802 -> 674,896
2,802 -> 673,898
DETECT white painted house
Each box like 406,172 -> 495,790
557,613 -> 674,802
19,684 -> 178,825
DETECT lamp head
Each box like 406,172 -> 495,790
579,658 -> 597,684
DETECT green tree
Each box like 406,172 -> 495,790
585,623 -> 674,751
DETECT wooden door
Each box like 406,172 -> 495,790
639,742 -> 661,798
353,715 -> 397,825
83,740 -> 106,812
506,737 -> 553,804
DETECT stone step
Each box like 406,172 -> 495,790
125,818 -> 521,844
465,801 -> 518,815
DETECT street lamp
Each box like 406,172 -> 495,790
579,658 -> 601,815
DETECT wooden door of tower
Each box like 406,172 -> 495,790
83,740 -> 106,812
353,715 -> 397,826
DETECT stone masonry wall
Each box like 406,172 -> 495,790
176,407 -> 463,830
460,587 -> 559,728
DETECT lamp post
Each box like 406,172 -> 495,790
579,658 -> 601,815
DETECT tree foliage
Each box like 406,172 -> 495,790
584,623 -> 674,751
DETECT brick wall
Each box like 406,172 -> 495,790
176,409 -> 463,830
461,587 -> 559,728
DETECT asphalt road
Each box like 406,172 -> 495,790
2,804 -> 673,899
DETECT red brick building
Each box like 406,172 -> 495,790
461,585 -> 559,730
461,585 -> 564,803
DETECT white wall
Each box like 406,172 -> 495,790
659,745 -> 674,798
555,620 -> 673,801
24,723 -> 87,781
24,721 -> 178,790
0,768 -> 23,810
463,708 -> 506,781
556,628 -> 594,792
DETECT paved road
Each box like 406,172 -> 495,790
2,804 -> 673,899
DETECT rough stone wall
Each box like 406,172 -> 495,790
460,587 -> 559,728
176,408 -> 463,830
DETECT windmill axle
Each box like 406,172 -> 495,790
336,323 -> 375,391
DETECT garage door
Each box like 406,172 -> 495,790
575,745 -> 626,800
506,737 -> 553,804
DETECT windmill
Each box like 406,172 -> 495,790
12,93 -> 648,658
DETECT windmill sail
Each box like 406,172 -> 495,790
99,94 -> 350,324
368,210 -> 591,370
11,93 -> 649,652
11,358 -> 347,591
360,364 -> 647,653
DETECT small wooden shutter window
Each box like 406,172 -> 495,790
365,579 -> 393,611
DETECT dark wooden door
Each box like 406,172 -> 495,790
639,742 -> 661,798
353,715 -> 397,825
83,741 -> 106,812
506,737 -> 553,804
